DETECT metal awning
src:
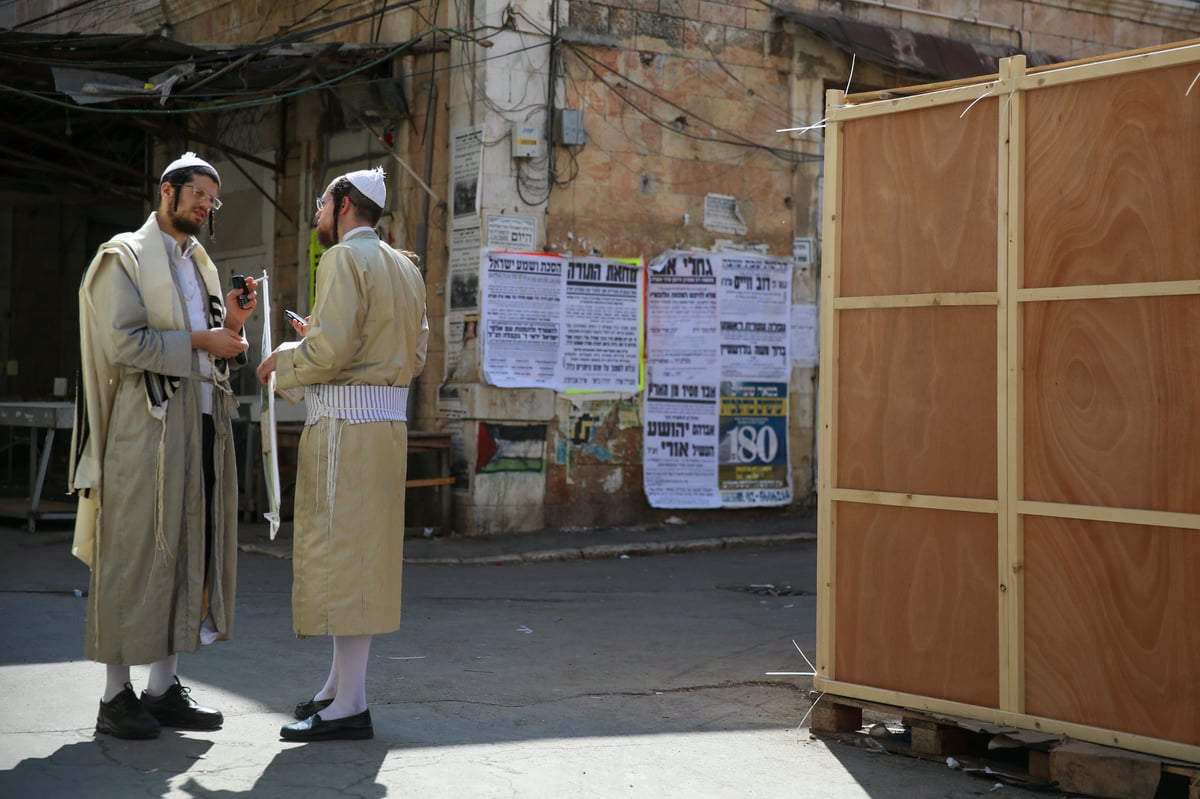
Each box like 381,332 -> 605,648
781,10 -> 1060,82
0,30 -> 419,203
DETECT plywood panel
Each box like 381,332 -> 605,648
834,503 -> 999,708
1024,62 -> 1200,289
1024,516 -> 1200,747
839,101 -> 998,297
836,306 -> 996,499
1024,295 -> 1200,515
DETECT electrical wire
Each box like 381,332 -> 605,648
564,42 -> 815,163
0,22 -> 501,115
5,0 -> 117,32
504,6 -> 812,165
0,0 -> 557,115
6,0 -> 425,71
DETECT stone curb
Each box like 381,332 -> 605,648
239,531 -> 816,565
403,531 -> 817,566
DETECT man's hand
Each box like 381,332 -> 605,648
194,327 -> 248,358
225,275 -> 258,330
285,310 -> 309,337
256,350 -> 278,386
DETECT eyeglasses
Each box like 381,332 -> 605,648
183,184 -> 222,210
315,195 -> 333,215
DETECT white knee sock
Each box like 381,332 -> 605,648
103,664 -> 132,703
319,634 -> 371,720
313,637 -> 340,702
146,654 -> 179,697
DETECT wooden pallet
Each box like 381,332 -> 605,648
808,693 -> 1200,799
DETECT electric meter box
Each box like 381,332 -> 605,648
511,124 -> 542,158
555,108 -> 587,145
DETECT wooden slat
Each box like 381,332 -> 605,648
832,291 -> 998,310
1018,500 -> 1200,531
998,54 -> 1024,716
816,87 -> 845,683
840,39 -> 1200,104
828,488 -> 996,515
843,76 -> 1000,106
1017,39 -> 1200,91
835,79 -> 1004,121
1018,280 -> 1200,303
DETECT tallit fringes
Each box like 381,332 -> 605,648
324,418 -> 346,524
153,416 -> 173,562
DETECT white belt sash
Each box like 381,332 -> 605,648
305,384 -> 409,425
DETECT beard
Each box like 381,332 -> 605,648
316,222 -> 335,249
169,207 -> 203,236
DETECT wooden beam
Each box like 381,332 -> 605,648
1017,280 -> 1200,303
1000,53 -> 1026,718
828,488 -> 998,515
832,291 -> 998,310
1017,500 -> 1200,531
816,87 -> 844,685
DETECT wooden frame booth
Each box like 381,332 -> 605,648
816,41 -> 1200,763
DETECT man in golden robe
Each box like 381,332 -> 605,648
71,152 -> 257,739
257,166 -> 428,742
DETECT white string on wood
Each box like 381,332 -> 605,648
1187,69 -> 1200,96
960,88 -> 995,118
775,118 -> 827,135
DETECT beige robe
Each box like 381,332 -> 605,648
71,214 -> 240,664
275,229 -> 428,636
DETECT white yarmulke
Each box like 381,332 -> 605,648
346,166 -> 386,208
160,151 -> 220,184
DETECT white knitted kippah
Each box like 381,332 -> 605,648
160,151 -> 220,183
346,166 -> 386,208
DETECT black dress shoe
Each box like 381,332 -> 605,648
280,709 -> 373,742
140,677 -> 223,730
294,697 -> 334,720
97,683 -> 160,739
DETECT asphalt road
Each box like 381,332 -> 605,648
0,525 -> 1066,798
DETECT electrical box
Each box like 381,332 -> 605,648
511,123 -> 542,159
555,108 -> 587,145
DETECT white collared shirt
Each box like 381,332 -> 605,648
341,226 -> 377,240
161,231 -> 213,414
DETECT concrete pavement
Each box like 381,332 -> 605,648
0,514 -> 1067,799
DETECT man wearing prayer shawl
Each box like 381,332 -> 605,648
257,166 -> 429,742
70,152 -> 257,739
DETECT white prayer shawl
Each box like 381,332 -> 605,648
70,213 -> 227,564
70,213 -> 242,663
